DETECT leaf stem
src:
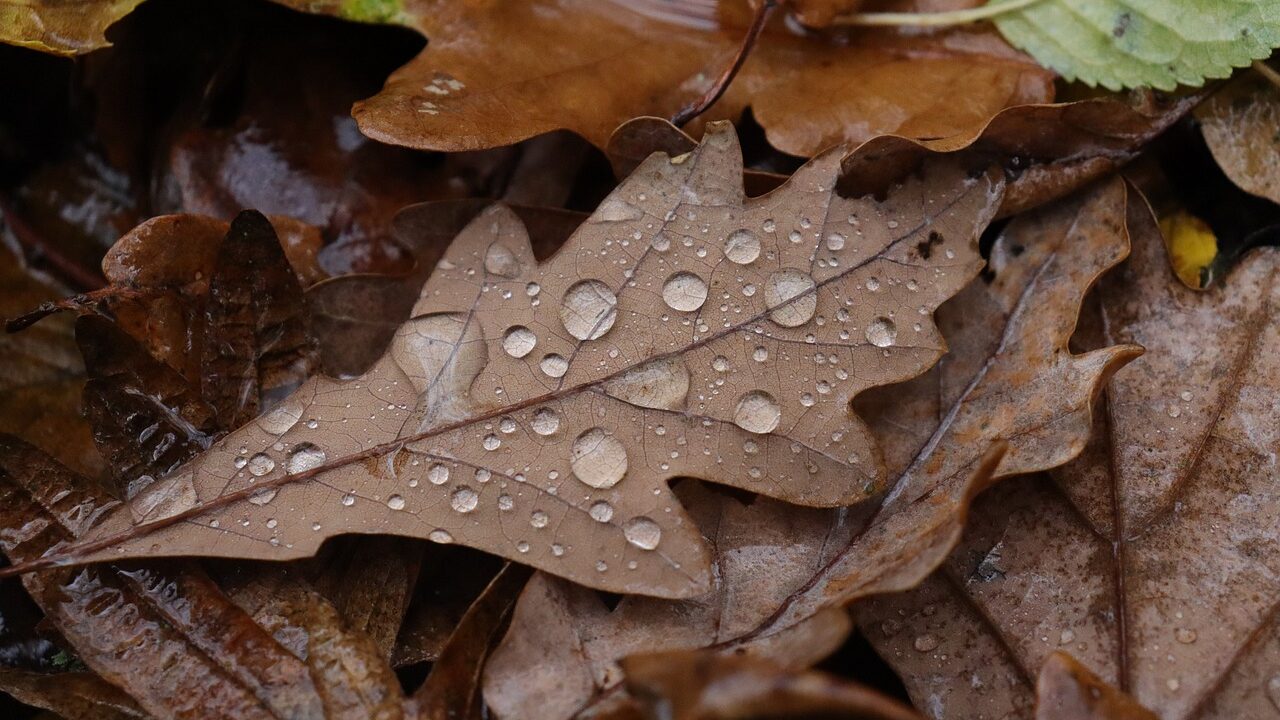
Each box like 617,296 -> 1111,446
671,0 -> 776,128
831,0 -> 1042,27
1253,60 -> 1280,90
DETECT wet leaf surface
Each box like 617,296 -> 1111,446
482,178 -> 1138,719
858,192 -> 1280,719
31,123 -> 1002,599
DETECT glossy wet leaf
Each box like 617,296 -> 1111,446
278,0 -> 1051,157
991,0 -> 1280,91
33,123 -> 1002,599
858,194 -> 1280,719
482,179 -> 1139,719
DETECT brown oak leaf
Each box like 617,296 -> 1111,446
480,178 -> 1139,719
858,192 -> 1280,719
9,123 -> 1001,599
1196,68 -> 1280,206
0,0 -> 144,55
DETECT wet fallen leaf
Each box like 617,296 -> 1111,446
0,237 -> 102,478
481,178 -> 1138,719
0,668 -> 145,720
1035,653 -> 1157,720
0,0 -> 144,55
281,0 -> 1052,157
1197,68 -> 1280,205
858,192 -> 1280,719
620,646 -> 923,720
16,123 -> 1002,599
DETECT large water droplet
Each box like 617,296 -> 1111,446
531,408 -> 561,436
286,444 -> 326,474
560,280 -> 618,341
597,197 -> 644,222
530,510 -> 549,528
540,354 -> 569,378
451,486 -> 479,513
865,317 -> 897,348
502,326 -> 537,358
484,243 -> 522,278
733,391 -> 781,434
248,488 -> 278,506
571,428 -> 628,489
825,233 -> 846,251
428,463 -> 450,485
258,402 -> 302,434
602,357 -> 689,410
662,272 -> 708,312
913,634 -> 939,652
764,269 -> 818,327
589,500 -> 614,523
482,434 -> 501,451
623,517 -> 661,550
248,453 -> 275,477
428,529 -> 454,544
724,229 -> 761,264
387,494 -> 406,510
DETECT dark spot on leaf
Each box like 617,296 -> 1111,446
916,230 -> 944,259
1113,12 -> 1131,38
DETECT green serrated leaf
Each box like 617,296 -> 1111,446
991,0 -> 1280,90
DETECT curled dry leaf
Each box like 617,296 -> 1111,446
0,0 -> 144,55
1197,69 -> 1280,205
620,646 -> 923,720
13,123 -> 1001,599
481,178 -> 1138,719
858,194 -> 1280,719
0,435 -> 400,720
275,0 -> 1051,156
1036,653 -> 1157,720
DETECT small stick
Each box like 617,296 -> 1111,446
671,0 -> 777,128
833,0 -> 1042,27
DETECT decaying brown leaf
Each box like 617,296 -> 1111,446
278,0 -> 1052,157
0,668 -> 145,720
1197,68 -> 1280,205
1036,653 -> 1157,720
481,178 -> 1138,719
620,646 -> 923,720
11,123 -> 1001,600
858,193 -> 1280,719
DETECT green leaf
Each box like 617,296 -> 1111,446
991,0 -> 1280,90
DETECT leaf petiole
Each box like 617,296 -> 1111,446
831,0 -> 1043,28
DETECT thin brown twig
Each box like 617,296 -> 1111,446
0,196 -> 106,292
671,0 -> 776,128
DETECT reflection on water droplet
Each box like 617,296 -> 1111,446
865,317 -> 897,348
484,243 -> 521,278
341,493 -> 356,506
764,269 -> 817,327
826,233 -> 846,251
258,403 -> 303,434
913,634 -> 939,652
571,428 -> 628,489
502,326 -> 537,358
286,444 -> 326,474
540,354 -> 569,378
249,488 -> 278,506
428,463 -> 450,485
429,529 -> 454,544
560,280 -> 618,340
532,408 -> 561,436
753,346 -> 768,362
531,510 -> 549,528
734,391 -> 781,434
623,517 -> 661,550
387,494 -> 406,510
597,197 -> 644,222
602,357 -> 689,410
498,494 -> 514,511
500,417 -> 518,434
724,229 -> 761,264
662,272 -> 708,312
1175,628 -> 1197,644
451,486 -> 479,513
248,453 -> 275,476
589,500 -> 615,523
483,434 -> 501,451
712,356 -> 729,372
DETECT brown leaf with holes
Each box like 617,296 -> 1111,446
619,646 -> 923,720
11,123 -> 1001,599
275,0 -> 1051,157
481,177 -> 1139,720
1036,653 -> 1157,720
857,191 -> 1280,719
